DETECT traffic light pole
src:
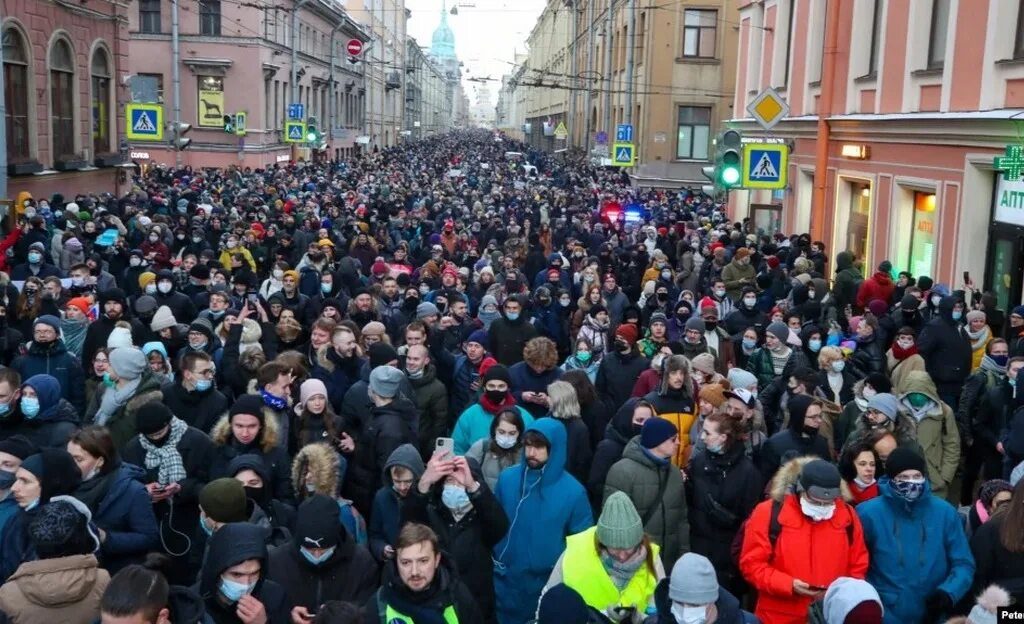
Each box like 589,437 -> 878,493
171,0 -> 182,167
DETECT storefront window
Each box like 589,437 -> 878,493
909,192 -> 936,278
989,237 -> 1015,313
847,182 -> 871,266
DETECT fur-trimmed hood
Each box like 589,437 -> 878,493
768,456 -> 853,503
291,442 -> 339,498
210,406 -> 281,453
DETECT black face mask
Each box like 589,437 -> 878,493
704,320 -> 718,330
801,425 -> 819,437
484,389 -> 506,404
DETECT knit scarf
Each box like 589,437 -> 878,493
94,377 -> 142,425
60,318 -> 89,358
980,355 -> 1007,376
891,342 -> 918,361
478,308 -> 501,330
966,325 -> 991,351
479,391 -> 516,415
139,417 -> 188,485
600,545 -> 648,591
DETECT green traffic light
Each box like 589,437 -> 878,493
306,131 -> 317,142
721,167 -> 740,185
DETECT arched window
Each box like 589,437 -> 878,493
3,27 -> 30,162
91,48 -> 111,154
50,38 -> 75,159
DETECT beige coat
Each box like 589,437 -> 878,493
0,555 -> 109,624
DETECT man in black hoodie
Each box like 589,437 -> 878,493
81,288 -> 146,365
153,269 -> 198,327
364,522 -> 482,622
162,351 -> 230,432
488,296 -> 537,366
195,522 -> 290,624
757,394 -> 830,482
595,324 -> 650,412
917,294 -> 972,410
267,495 -> 377,621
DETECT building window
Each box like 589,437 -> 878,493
782,0 -> 795,86
133,73 -> 164,104
909,192 -> 936,278
139,0 -> 161,34
928,0 -> 949,69
50,39 -> 75,160
683,9 -> 717,58
868,0 -> 883,75
3,27 -> 30,163
637,11 -> 646,65
1015,0 -> 1024,59
91,48 -> 111,155
676,106 -> 711,160
200,1 -> 221,36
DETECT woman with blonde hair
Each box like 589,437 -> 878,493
546,380 -> 592,484
816,345 -> 855,405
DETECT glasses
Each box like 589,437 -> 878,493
94,357 -> 109,364
192,367 -> 216,378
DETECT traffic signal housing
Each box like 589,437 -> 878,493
305,117 -> 323,147
222,115 -> 234,133
170,122 -> 192,151
715,128 -> 743,189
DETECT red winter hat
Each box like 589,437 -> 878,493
766,255 -> 780,269
615,323 -> 639,345
371,259 -> 389,276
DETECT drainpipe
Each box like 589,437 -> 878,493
623,0 -> 634,125
568,1 -> 578,148
583,0 -> 595,154
602,0 -> 614,139
812,0 -> 840,243
328,21 -> 346,152
172,0 -> 182,167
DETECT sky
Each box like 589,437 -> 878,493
404,0 -> 547,103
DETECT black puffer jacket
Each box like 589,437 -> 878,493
345,397 -> 419,516
586,401 -> 636,509
595,349 -> 650,411
917,295 -> 972,391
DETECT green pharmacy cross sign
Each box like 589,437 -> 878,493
995,144 -> 1024,181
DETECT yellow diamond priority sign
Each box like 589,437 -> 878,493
747,87 -> 789,131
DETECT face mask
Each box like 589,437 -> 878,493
145,284 -> 157,295
190,339 -> 208,351
442,484 -> 471,510
158,282 -> 172,294
83,465 -> 101,481
219,577 -> 256,603
862,387 -> 877,400
193,236 -> 204,244
199,515 -> 214,537
407,367 -> 425,379
506,311 -> 519,321
672,604 -> 707,624
485,389 -> 506,404
419,284 -> 431,295
25,498 -> 39,511
907,393 -> 930,409
831,360 -> 845,373
149,235 -> 159,243
706,441 -> 724,454
560,297 -> 571,307
800,496 -> 836,521
952,310 -> 963,321
741,338 -> 756,350
743,296 -> 757,307
714,289 -> 725,298
27,252 -> 41,265
195,378 -> 213,392
931,295 -> 942,307
273,269 -> 284,280
897,338 -> 914,349
130,257 -> 142,267
103,372 -> 116,388
576,351 -> 592,364
226,241 -> 238,249
300,546 -> 335,565
992,354 -> 1009,367
892,477 -> 926,502
321,283 -> 332,294
495,434 -> 517,449
0,469 -> 15,490
704,320 -> 718,331
808,339 -> 822,352
20,397 -> 39,419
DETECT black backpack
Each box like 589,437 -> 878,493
732,498 -> 855,564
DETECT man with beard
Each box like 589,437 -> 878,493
312,325 -> 367,415
81,289 -> 146,365
364,522 -> 482,622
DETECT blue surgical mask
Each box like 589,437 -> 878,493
199,515 -> 214,537
321,283 -> 332,294
741,338 -> 756,350
441,484 -> 470,510
20,397 -> 39,419
195,379 -> 213,392
300,546 -> 335,565
891,477 -> 927,502
27,252 -> 41,265
808,339 -> 822,352
0,402 -> 10,418
219,577 -> 256,603
506,311 -> 519,321
102,372 -> 116,388
495,434 -> 517,449
24,498 -> 39,511
952,311 -> 963,321
831,360 -> 845,373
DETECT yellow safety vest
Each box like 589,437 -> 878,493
561,526 -> 660,613
383,603 -> 459,624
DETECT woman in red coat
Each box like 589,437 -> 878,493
739,457 -> 870,624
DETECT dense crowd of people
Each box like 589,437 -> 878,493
0,130 -> 1018,624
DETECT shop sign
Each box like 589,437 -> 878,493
994,176 -> 1024,227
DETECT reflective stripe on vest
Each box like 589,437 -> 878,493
561,526 -> 660,613
384,604 -> 459,624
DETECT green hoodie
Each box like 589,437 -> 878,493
896,371 -> 960,498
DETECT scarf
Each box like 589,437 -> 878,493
478,308 -> 501,330
61,318 -> 89,358
980,354 -> 1007,376
600,545 -> 647,591
139,417 -> 188,485
74,463 -> 120,513
967,325 -> 991,351
904,399 -> 934,422
94,377 -> 142,425
479,391 -> 515,415
891,342 -> 918,361
261,388 -> 287,411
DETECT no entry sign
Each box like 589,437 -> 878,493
346,39 -> 364,56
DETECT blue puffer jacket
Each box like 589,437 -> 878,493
856,479 -> 975,623
493,418 -> 593,624
89,462 -> 160,574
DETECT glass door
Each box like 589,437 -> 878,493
986,228 -> 1024,313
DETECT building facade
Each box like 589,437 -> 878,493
405,37 -> 450,138
345,0 -> 407,148
516,0 -> 570,151
730,0 -> 1024,308
127,0 -> 369,168
3,0 -> 130,199
565,0 -> 738,184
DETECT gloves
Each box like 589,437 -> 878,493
924,591 -> 953,620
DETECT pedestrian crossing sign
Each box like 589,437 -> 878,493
741,143 -> 788,189
612,142 -> 635,167
285,121 -> 306,143
125,104 -> 163,141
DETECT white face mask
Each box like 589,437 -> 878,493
862,387 -> 877,400
800,496 -> 836,522
931,295 -> 942,307
672,604 -> 708,624
743,296 -> 757,307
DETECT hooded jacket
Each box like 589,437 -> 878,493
488,311 -> 539,366
408,363 -> 450,458
14,374 -> 79,450
739,457 -> 869,624
12,340 -> 86,414
604,436 -> 688,567
587,401 -> 640,506
153,271 -> 198,325
856,478 -> 975,623
856,271 -> 895,309
161,377 -> 230,433
642,374 -> 697,467
0,554 -> 110,624
85,370 -> 164,450
194,522 -> 290,624
895,371 -> 960,496
492,418 -> 593,624
209,412 -> 294,504
758,395 -> 831,482
917,295 -> 972,389
833,252 -> 863,312
83,462 -> 160,574
369,444 -> 424,562
595,348 -> 650,411
509,361 -> 562,421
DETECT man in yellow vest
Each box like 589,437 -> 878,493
543,491 -> 665,622
365,522 -> 483,623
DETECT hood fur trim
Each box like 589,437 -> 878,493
769,455 -> 853,503
210,404 -> 281,453
291,442 -> 339,497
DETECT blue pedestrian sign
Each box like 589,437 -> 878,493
616,124 -> 633,143
125,103 -> 163,141
284,121 -> 306,143
287,103 -> 305,120
612,142 -> 635,167
741,143 -> 789,189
